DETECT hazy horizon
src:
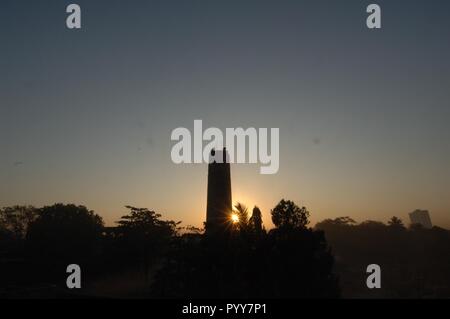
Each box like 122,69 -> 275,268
2,0 -> 450,229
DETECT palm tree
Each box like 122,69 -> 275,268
233,202 -> 249,231
388,216 -> 405,230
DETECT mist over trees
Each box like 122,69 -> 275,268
315,216 -> 450,297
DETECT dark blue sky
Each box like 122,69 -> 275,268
1,0 -> 450,227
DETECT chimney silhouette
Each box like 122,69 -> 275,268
205,148 -> 232,235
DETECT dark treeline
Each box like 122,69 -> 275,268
0,202 -> 449,298
315,217 -> 450,298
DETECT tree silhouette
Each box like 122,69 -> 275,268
183,225 -> 204,235
26,204 -> 103,265
116,206 -> 179,244
115,206 -> 180,278
249,206 -> 263,236
316,216 -> 356,229
0,205 -> 37,240
388,216 -> 406,230
0,224 -> 15,252
266,227 -> 340,298
271,199 -> 309,229
266,200 -> 339,297
233,202 -> 249,230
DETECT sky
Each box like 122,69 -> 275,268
1,0 -> 450,229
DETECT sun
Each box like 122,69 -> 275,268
231,213 -> 239,224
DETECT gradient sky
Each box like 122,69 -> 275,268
1,0 -> 450,228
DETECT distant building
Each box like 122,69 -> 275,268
205,148 -> 232,235
409,209 -> 432,229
